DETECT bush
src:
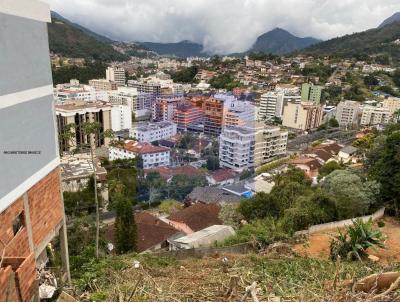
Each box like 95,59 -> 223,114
330,218 -> 386,261
377,220 -> 385,228
220,218 -> 290,249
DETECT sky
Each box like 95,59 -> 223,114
46,0 -> 400,54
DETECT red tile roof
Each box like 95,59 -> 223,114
105,212 -> 180,252
144,166 -> 204,180
123,141 -> 170,155
289,158 -> 322,170
209,169 -> 237,183
167,204 -> 222,232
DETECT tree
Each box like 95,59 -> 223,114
171,66 -> 199,83
114,194 -> 137,254
363,75 -> 379,86
206,156 -> 220,171
322,170 -> 378,219
168,174 -> 207,201
328,117 -> 339,128
158,199 -> 183,215
318,161 -> 344,179
368,131 -> 400,214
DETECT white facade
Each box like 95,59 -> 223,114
360,106 -> 392,126
109,141 -> 170,169
224,100 -> 256,127
219,123 -> 288,172
259,92 -> 301,121
106,66 -> 126,87
129,121 -> 177,142
335,100 -> 361,127
111,104 -> 132,131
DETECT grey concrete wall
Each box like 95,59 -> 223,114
0,95 -> 58,199
0,12 -> 52,95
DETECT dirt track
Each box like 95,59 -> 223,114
293,217 -> 400,263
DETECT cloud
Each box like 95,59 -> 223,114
46,0 -> 400,54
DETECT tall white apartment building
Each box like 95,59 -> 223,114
106,66 -> 126,86
111,104 -> 132,131
224,100 -> 256,126
335,100 -> 361,127
382,97 -> 400,114
259,92 -> 301,121
219,123 -> 288,172
129,121 -> 177,142
360,106 -> 392,126
109,140 -> 170,169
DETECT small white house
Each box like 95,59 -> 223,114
338,146 -> 359,163
169,225 -> 235,250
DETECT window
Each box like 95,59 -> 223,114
12,212 -> 25,236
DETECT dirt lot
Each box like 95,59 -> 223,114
293,217 -> 400,263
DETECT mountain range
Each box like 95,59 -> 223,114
48,11 -> 400,61
301,19 -> 400,62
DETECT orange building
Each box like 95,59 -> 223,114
174,101 -> 204,131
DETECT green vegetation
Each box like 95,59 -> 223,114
170,66 -> 199,83
330,218 -> 386,261
209,73 -> 241,90
63,177 -> 98,216
48,17 -> 128,61
318,161 -> 344,180
297,63 -> 335,83
114,194 -> 137,254
255,157 -> 290,174
206,156 -> 220,171
52,61 -> 108,85
303,21 -> 400,63
367,125 -> 400,214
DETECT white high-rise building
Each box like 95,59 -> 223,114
219,123 -> 288,172
224,100 -> 256,127
111,104 -> 132,131
259,92 -> 301,121
106,66 -> 126,86
335,100 -> 361,127
360,106 -> 392,126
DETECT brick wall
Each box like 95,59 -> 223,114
0,198 -> 30,258
28,168 -> 64,248
0,266 -> 17,302
15,254 -> 36,302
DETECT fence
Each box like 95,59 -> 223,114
152,243 -> 254,259
295,207 -> 385,236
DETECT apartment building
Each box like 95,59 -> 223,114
152,95 -> 185,121
282,102 -> 323,130
360,106 -> 392,126
54,79 -> 108,102
301,83 -> 323,104
56,100 -> 112,151
0,2 -> 70,300
106,66 -> 126,87
128,80 -> 161,97
258,92 -> 301,121
202,97 -> 225,136
224,100 -> 256,127
219,123 -> 288,172
89,79 -> 118,91
174,101 -> 204,131
129,121 -> 177,142
109,141 -> 170,169
335,100 -> 361,127
111,104 -> 132,131
382,97 -> 400,114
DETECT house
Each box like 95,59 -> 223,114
106,212 -> 182,253
166,203 -> 222,234
206,169 -> 237,186
222,182 -> 254,198
169,225 -> 236,250
144,165 -> 204,182
109,140 -> 170,169
338,146 -> 359,163
245,173 -> 276,194
288,158 -> 322,180
186,187 -> 242,205
306,143 -> 343,164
